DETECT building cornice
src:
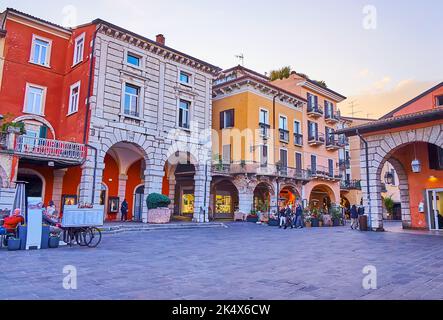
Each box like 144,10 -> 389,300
96,22 -> 221,76
299,80 -> 347,102
213,75 -> 307,109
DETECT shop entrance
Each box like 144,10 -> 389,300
134,185 -> 144,222
426,189 -> 443,230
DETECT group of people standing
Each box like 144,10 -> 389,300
278,202 -> 304,230
350,204 -> 365,230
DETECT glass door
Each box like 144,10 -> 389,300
427,189 -> 443,230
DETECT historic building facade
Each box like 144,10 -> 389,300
0,8 -> 219,223
211,66 -> 307,217
338,82 -> 443,231
273,73 -> 347,212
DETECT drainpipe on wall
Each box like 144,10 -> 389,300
82,26 -> 99,205
273,92 -> 281,212
356,129 -> 373,231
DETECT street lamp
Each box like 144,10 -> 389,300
384,172 -> 394,185
411,159 -> 421,173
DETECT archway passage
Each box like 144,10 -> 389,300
254,182 -> 272,213
279,186 -> 300,207
212,179 -> 239,219
309,184 -> 334,212
133,185 -> 144,222
102,141 -> 147,222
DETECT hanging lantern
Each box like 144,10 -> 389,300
384,172 -> 394,185
411,159 -> 421,173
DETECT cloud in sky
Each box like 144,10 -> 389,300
339,79 -> 439,119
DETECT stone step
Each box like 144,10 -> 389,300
99,222 -> 228,234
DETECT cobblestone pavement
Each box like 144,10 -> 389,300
1,223 -> 443,300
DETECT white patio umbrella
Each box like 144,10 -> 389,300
12,181 -> 27,220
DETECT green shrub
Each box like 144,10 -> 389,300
146,193 -> 171,209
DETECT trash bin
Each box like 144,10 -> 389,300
359,215 -> 368,231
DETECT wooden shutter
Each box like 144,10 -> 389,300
220,111 -> 225,129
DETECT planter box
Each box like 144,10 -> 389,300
268,219 -> 279,227
7,238 -> 21,251
148,208 -> 171,224
311,218 -> 319,227
48,236 -> 60,249
332,218 -> 341,227
246,216 -> 259,223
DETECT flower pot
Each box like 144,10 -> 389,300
48,236 -> 60,249
268,219 -> 279,227
311,218 -> 319,227
247,216 -> 259,223
305,221 -> 312,228
7,238 -> 21,251
319,221 -> 324,227
147,208 -> 172,224
332,218 -> 341,227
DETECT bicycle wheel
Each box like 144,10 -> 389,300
75,228 -> 90,247
84,227 -> 102,248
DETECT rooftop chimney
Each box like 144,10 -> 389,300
156,34 -> 165,46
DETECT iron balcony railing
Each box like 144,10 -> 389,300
339,159 -> 351,169
259,122 -> 271,139
325,111 -> 341,122
338,134 -> 349,146
308,132 -> 325,145
14,135 -> 87,163
340,180 -> 361,190
294,133 -> 303,146
279,129 -> 290,143
212,161 -> 311,180
0,132 -> 7,149
308,165 -> 342,181
307,105 -> 324,116
326,135 -> 342,149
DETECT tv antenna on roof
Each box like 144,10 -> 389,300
348,101 -> 362,117
235,54 -> 245,66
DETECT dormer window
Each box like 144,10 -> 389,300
437,95 -> 443,107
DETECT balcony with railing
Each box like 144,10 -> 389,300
340,179 -> 361,191
338,134 -> 349,147
308,132 -> 325,146
307,104 -> 324,118
308,165 -> 342,181
325,110 -> 341,124
259,122 -> 271,139
212,161 -> 312,181
13,135 -> 87,164
326,135 -> 342,151
339,158 -> 351,170
294,133 -> 303,147
279,129 -> 289,143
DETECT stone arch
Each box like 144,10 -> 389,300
17,168 -> 46,201
362,124 -> 443,230
309,183 -> 337,210
13,115 -> 56,139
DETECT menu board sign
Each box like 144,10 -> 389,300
62,205 -> 105,227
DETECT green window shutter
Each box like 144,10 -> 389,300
39,125 -> 48,139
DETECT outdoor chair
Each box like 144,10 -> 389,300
0,225 -> 19,248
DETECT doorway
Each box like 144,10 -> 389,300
427,189 -> 443,230
134,185 -> 144,222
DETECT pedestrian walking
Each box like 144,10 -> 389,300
284,204 -> 294,229
350,205 -> 358,230
278,205 -> 287,228
121,199 -> 129,222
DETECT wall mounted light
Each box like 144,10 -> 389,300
411,144 -> 421,173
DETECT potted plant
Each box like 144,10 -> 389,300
330,206 -> 342,227
383,196 -> 395,220
247,210 -> 259,223
48,236 -> 60,248
318,210 -> 324,227
304,210 -> 312,228
311,208 -> 320,227
146,193 -> 172,224
1,117 -> 26,135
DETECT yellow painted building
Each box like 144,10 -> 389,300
210,66 -> 307,217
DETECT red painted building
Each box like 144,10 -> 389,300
339,82 -> 443,231
0,9 -> 95,210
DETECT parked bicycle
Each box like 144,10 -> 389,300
62,226 -> 102,248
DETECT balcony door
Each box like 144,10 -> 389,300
280,149 -> 288,169
426,189 -> 443,230
308,121 -> 318,140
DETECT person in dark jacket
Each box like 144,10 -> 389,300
295,202 -> 304,229
121,199 -> 129,222
350,205 -> 359,230
284,205 -> 294,229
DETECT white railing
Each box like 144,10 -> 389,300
14,135 -> 86,162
